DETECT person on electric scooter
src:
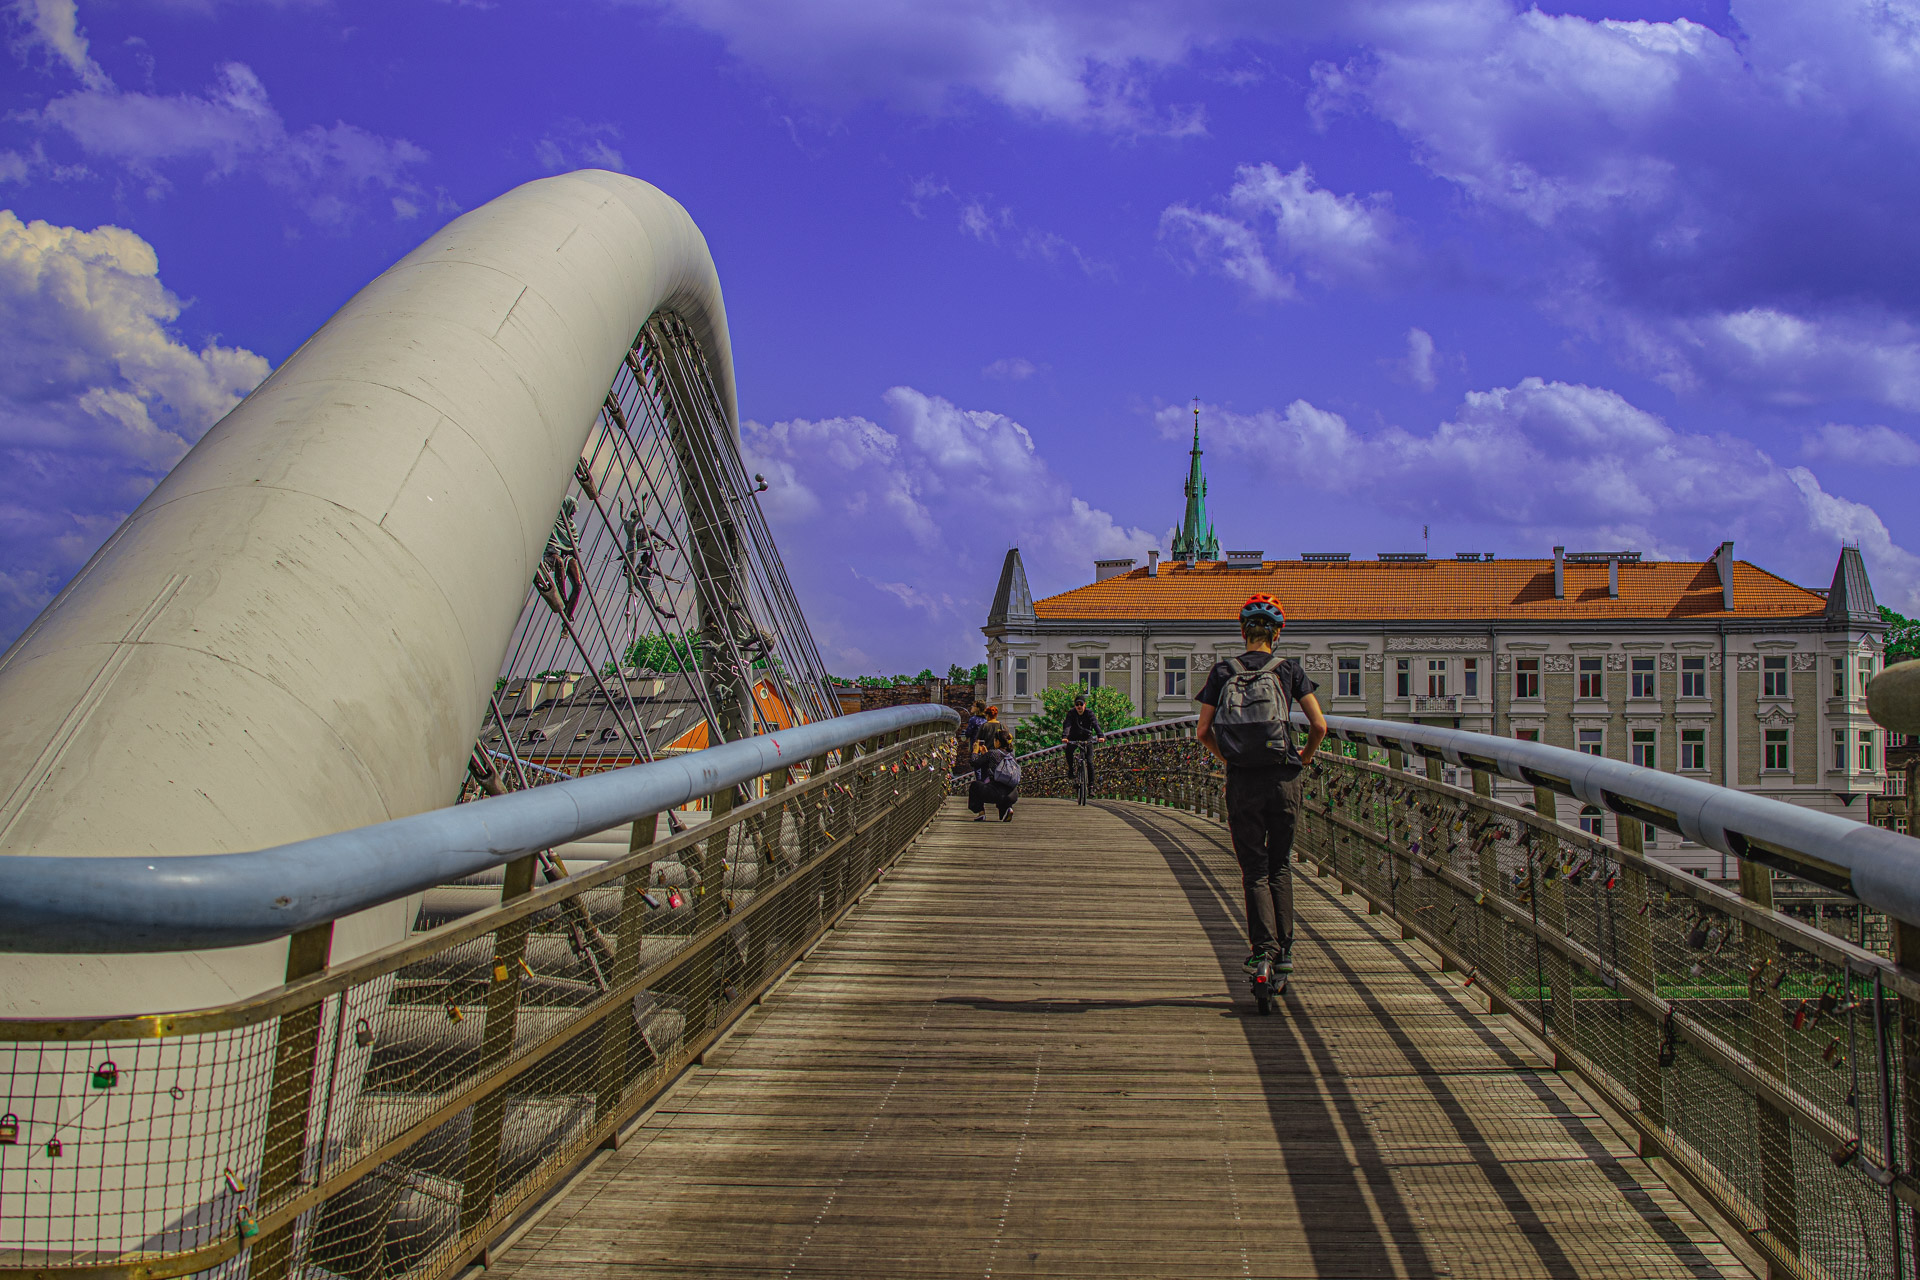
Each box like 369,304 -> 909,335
1060,691 -> 1105,790
1195,594 -> 1328,980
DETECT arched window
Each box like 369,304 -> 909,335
1579,805 -> 1604,837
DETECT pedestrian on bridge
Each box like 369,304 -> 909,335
1196,594 -> 1327,981
967,710 -> 1019,821
958,701 -> 987,770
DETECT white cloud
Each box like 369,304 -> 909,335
1161,162 -> 1401,302
982,357 -> 1041,380
36,63 -> 427,227
643,0 -> 1256,133
534,120 -> 626,174
6,0 -> 109,88
0,209 -> 269,641
743,386 -> 1155,670
1169,377 -> 1920,610
1403,327 -> 1436,391
1803,423 -> 1920,467
910,177 -> 1107,277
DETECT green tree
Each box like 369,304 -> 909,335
620,633 -> 704,673
1883,606 -> 1920,665
1013,683 -> 1146,755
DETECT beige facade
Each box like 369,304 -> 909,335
983,546 -> 1887,883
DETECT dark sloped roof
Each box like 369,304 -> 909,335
987,547 -> 1036,627
1824,546 -> 1880,626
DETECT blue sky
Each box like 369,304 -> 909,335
5,0 -> 1920,676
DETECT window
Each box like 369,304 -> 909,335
1762,655 -> 1789,698
1577,728 -> 1603,756
1763,729 -> 1789,771
1013,656 -> 1029,697
1834,729 -> 1848,771
992,657 -> 1002,695
1860,730 -> 1877,773
1630,657 -> 1656,699
1163,655 -> 1187,698
1426,659 -> 1448,697
1681,656 -> 1707,699
1396,658 -> 1411,698
1578,657 -> 1604,699
1515,729 -> 1541,742
1077,655 -> 1102,689
1631,729 -> 1656,768
1680,729 -> 1706,771
1463,658 -> 1479,698
1337,657 -> 1361,699
1514,658 -> 1540,700
1579,806 -> 1604,836
1642,820 -> 1658,848
1833,657 -> 1848,698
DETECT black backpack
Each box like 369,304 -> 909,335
1212,653 -> 1298,769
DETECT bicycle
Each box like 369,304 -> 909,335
1068,739 -> 1097,806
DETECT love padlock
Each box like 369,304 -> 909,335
446,1002 -> 464,1024
0,1113 -> 16,1144
667,888 -> 684,910
45,1136 -> 62,1158
236,1206 -> 259,1239
90,1060 -> 119,1090
224,1167 -> 247,1194
493,963 -> 510,983
354,1018 -> 375,1048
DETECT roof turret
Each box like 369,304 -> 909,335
1171,401 -> 1220,563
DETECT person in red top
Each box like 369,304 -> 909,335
1195,594 -> 1327,978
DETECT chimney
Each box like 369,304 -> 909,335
1714,540 -> 1735,611
1094,557 -> 1137,582
1553,545 -> 1565,599
1147,549 -> 1159,577
1608,558 -> 1619,599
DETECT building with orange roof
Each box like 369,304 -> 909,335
983,449 -> 1889,881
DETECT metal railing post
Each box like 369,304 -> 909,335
457,853 -> 538,1235
596,812 -> 659,1123
1532,786 -> 1574,1052
1471,769 -> 1507,1006
1738,857 -> 1800,1263
1615,817 -> 1665,1157
248,922 -> 335,1280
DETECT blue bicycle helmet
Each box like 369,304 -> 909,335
1239,593 -> 1286,630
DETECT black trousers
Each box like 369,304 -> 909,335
1063,740 -> 1095,788
968,779 -> 1017,817
1225,768 -> 1303,956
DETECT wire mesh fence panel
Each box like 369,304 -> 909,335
0,727 -> 952,1280
1071,728 -> 1920,1280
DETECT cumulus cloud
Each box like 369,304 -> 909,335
742,387 -> 1155,669
1168,377 -> 1920,610
35,63 -> 427,227
534,120 -> 626,174
641,0 -> 1272,133
7,0 -> 108,87
1161,162 -> 1401,302
982,357 -> 1041,381
1403,327 -> 1436,391
1803,423 -> 1920,467
1311,0 -> 1920,409
0,209 -> 269,642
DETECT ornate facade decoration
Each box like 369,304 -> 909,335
1047,653 -> 1072,671
1364,654 -> 1384,672
1385,636 -> 1492,651
1659,653 -> 1678,671
1736,653 -> 1760,671
1104,653 -> 1131,671
1301,654 -> 1333,672
1544,654 -> 1574,672
1142,655 -> 1160,672
1606,653 -> 1627,670
1793,653 -> 1817,671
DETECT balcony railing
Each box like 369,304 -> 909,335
1015,711 -> 1920,1280
1411,694 -> 1459,713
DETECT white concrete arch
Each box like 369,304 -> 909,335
0,170 -> 735,1016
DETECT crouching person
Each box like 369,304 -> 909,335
968,719 -> 1020,822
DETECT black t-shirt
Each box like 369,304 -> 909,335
1063,707 -> 1102,740
1196,651 -> 1317,771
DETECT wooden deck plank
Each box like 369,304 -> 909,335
488,798 -> 1750,1280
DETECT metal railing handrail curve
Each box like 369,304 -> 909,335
0,704 -> 958,954
1027,709 -> 1920,927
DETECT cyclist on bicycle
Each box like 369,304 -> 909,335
1061,692 -> 1105,791
1196,593 -> 1327,980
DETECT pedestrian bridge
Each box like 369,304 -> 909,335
479,796 -> 1747,1280
0,170 -> 1915,1280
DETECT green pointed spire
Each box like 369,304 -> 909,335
1171,399 -> 1220,562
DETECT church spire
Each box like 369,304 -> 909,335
1171,398 -> 1220,563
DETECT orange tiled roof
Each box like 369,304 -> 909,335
1032,558 -> 1827,624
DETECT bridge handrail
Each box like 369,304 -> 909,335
0,704 -> 958,954
1011,710 -> 1920,926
